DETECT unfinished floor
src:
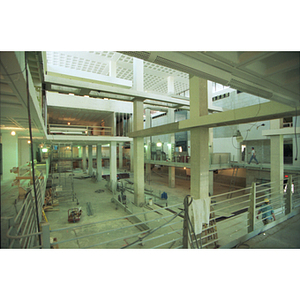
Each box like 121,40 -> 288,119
1,164 -> 299,249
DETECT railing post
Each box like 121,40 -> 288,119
40,222 -> 51,249
183,196 -> 191,249
285,175 -> 293,215
248,182 -> 256,233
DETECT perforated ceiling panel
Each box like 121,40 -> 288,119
46,51 -> 189,95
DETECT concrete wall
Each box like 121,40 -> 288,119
18,139 -> 31,166
1,132 -> 18,183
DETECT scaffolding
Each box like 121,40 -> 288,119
49,143 -> 78,205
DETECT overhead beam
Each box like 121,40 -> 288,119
44,74 -> 190,107
179,101 -> 299,131
119,51 -> 299,107
129,102 -> 299,138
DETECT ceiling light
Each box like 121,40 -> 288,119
27,140 -> 31,144
84,95 -> 89,98
67,122 -> 71,125
42,148 -> 48,153
69,93 -> 75,96
11,131 -> 16,136
156,142 -> 162,147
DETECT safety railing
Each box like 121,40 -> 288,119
42,203 -> 184,249
48,124 -> 113,136
6,174 -> 45,249
183,175 -> 299,249
12,174 -> 298,249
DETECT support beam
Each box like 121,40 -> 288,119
190,76 -> 210,199
129,102 -> 299,138
168,166 -> 175,188
82,146 -> 87,173
270,120 -> 284,198
118,143 -> 123,169
97,144 -> 102,181
110,142 -> 117,193
133,100 -> 145,206
88,145 -> 93,176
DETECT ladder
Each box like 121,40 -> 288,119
227,166 -> 239,199
201,206 -> 219,249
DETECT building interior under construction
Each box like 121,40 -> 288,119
1,50 -> 299,252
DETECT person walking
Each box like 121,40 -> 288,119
257,198 -> 276,225
248,147 -> 259,164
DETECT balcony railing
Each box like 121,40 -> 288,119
48,124 -> 113,136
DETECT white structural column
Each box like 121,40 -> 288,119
209,127 -> 214,195
118,143 -> 123,169
130,141 -> 134,172
1,132 -> 18,183
190,76 -> 210,199
82,146 -> 87,173
167,77 -> 176,188
168,108 -> 176,188
270,119 -> 284,198
145,108 -> 151,182
110,142 -> 117,193
133,100 -> 145,205
97,144 -> 102,181
88,145 -> 93,175
133,57 -> 145,206
109,61 -> 116,77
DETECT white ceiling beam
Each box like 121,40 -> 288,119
46,91 -> 133,114
129,102 -> 299,138
47,65 -> 132,88
44,74 -> 190,107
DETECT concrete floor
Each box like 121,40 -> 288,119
239,213 -> 300,249
1,164 -> 299,249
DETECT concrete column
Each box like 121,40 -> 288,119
133,100 -> 145,206
167,108 -> 175,187
132,58 -> 145,205
133,58 -> 144,91
145,108 -> 151,182
82,146 -> 87,173
109,61 -> 116,77
190,76 -> 210,199
18,138 -> 31,167
118,143 -> 123,169
270,119 -> 284,198
88,145 -> 93,175
1,132 -> 18,183
167,76 -> 175,94
110,142 -> 117,193
209,171 -> 214,196
130,141 -> 134,172
97,144 -> 102,182
169,166 -> 175,188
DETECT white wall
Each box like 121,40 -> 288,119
1,132 -> 18,184
213,137 -> 240,161
18,139 -> 31,166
